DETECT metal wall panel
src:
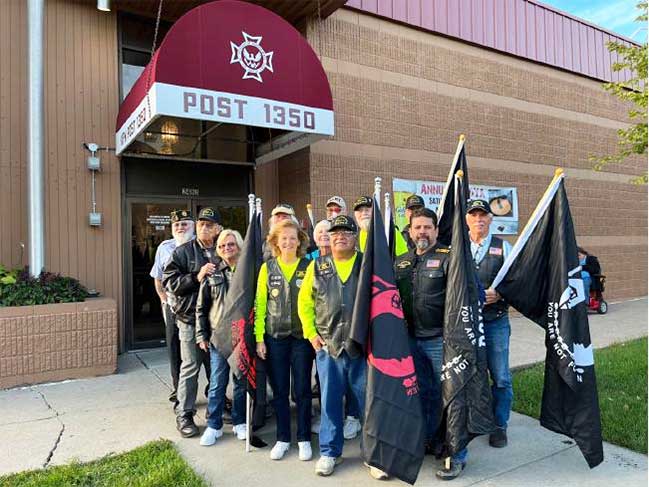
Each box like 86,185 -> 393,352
345,0 -> 637,82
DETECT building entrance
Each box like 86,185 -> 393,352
123,156 -> 251,349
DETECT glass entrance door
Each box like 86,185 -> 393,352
128,200 -> 189,347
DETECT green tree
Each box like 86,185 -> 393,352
591,1 -> 648,183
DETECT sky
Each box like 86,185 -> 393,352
539,0 -> 646,41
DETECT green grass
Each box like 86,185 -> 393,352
513,337 -> 648,453
0,439 -> 206,487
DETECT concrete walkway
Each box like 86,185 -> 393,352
1,298 -> 647,485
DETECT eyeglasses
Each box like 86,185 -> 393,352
218,242 -> 237,249
330,231 -> 355,238
172,221 -> 191,227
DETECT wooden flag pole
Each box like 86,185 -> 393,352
306,203 -> 315,227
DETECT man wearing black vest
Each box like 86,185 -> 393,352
298,215 -> 378,478
395,207 -> 468,479
400,194 -> 425,250
466,199 -> 513,448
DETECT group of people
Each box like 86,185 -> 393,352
149,194 -> 514,481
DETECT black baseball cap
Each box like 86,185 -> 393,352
352,196 -> 373,211
197,207 -> 221,224
329,214 -> 358,233
170,209 -> 193,223
467,199 -> 491,215
405,194 -> 425,209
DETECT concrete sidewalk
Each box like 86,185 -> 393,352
1,298 -> 647,485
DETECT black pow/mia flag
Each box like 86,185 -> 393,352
492,171 -> 603,468
351,195 -> 425,485
438,171 -> 496,456
436,139 -> 470,246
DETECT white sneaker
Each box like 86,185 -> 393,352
343,416 -> 361,440
232,423 -> 247,440
311,416 -> 321,434
298,441 -> 313,461
365,462 -> 389,480
199,427 -> 223,446
315,455 -> 342,476
270,441 -> 290,460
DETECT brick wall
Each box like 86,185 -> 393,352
302,9 -> 647,300
0,299 -> 118,389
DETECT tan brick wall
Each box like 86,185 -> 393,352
303,10 -> 647,300
0,299 -> 118,389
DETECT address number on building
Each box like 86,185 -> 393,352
263,104 -> 315,130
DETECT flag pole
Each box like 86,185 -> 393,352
437,134 -> 466,222
306,203 -> 315,227
383,192 -> 391,242
491,168 -> 565,289
374,176 -> 382,203
245,194 -> 255,453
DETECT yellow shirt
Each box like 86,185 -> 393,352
298,252 -> 358,341
254,257 -> 300,343
359,228 -> 408,257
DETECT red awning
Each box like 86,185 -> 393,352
116,0 -> 334,156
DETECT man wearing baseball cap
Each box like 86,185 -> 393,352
298,215 -> 385,479
150,209 -> 195,409
465,199 -> 513,450
353,195 -> 408,257
401,194 -> 425,250
325,196 -> 347,220
163,207 -> 222,438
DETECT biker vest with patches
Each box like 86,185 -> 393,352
395,244 -> 451,339
475,236 -> 508,322
313,253 -> 362,358
265,257 -> 310,339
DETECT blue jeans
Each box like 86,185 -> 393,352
266,335 -> 314,442
582,272 -> 592,299
411,337 -> 467,463
206,344 -> 246,430
484,315 -> 513,429
316,349 -> 367,458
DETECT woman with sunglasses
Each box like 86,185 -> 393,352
255,219 -> 314,462
216,229 -> 243,270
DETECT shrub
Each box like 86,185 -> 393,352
0,266 -> 88,307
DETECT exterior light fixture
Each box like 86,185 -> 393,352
97,0 -> 110,12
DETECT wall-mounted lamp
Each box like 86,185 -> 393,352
84,143 -> 102,227
97,0 -> 111,12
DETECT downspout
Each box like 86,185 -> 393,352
27,0 -> 45,276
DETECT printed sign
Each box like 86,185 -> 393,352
393,177 -> 519,235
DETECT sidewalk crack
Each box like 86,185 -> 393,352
134,352 -> 172,390
36,388 -> 65,468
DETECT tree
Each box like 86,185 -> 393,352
590,1 -> 648,184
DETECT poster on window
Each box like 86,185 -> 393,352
392,177 -> 519,235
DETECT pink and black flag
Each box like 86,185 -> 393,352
351,195 -> 425,485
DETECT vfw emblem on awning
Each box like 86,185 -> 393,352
230,31 -> 274,83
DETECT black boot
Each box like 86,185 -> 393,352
489,428 -> 508,448
176,415 -> 199,438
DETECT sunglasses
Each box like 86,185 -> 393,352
218,242 -> 237,249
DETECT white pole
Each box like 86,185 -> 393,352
384,192 -> 391,242
245,391 -> 251,452
248,194 -> 255,223
373,177 -> 382,203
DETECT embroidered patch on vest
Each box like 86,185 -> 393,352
397,260 -> 412,268
489,247 -> 503,256
318,261 -> 331,271
296,270 -> 306,278
426,259 -> 441,268
436,248 -> 450,253
270,288 -> 280,298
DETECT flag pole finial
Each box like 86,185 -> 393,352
459,134 -> 465,141
306,203 -> 312,210
456,169 -> 464,178
555,168 -> 564,177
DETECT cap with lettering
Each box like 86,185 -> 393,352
466,199 -> 492,215
170,209 -> 193,223
198,207 -> 221,223
352,196 -> 373,211
328,214 -> 358,233
405,194 -> 425,210
271,203 -> 295,216
326,196 -> 347,212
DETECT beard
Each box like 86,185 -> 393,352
415,238 -> 430,250
173,227 -> 194,246
358,218 -> 371,231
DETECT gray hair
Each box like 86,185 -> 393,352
314,219 -> 331,234
216,229 -> 244,254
